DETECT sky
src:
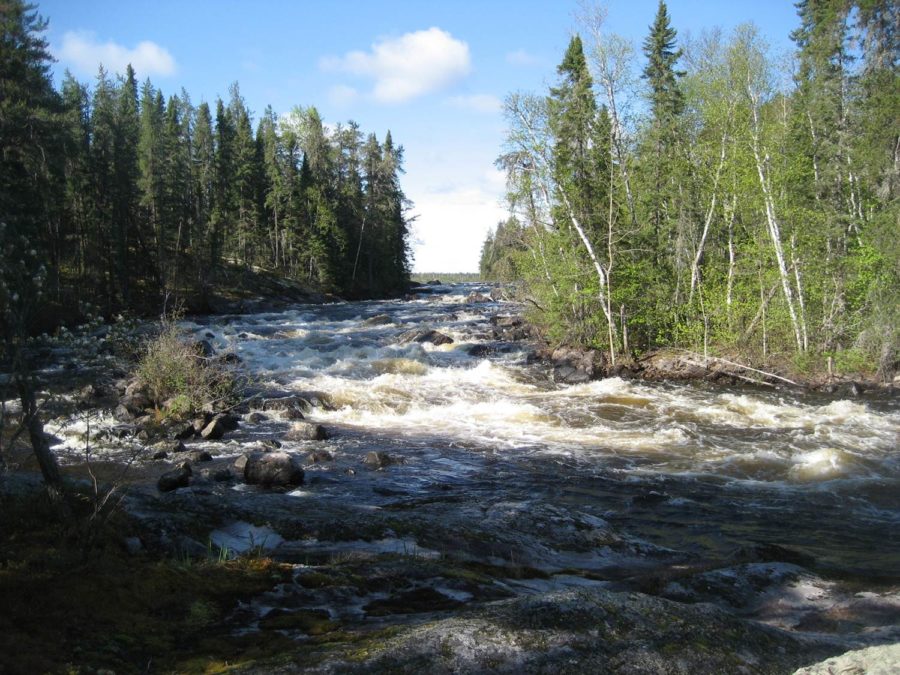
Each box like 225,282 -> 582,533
37,1 -> 802,273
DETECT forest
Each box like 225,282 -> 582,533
1,0 -> 412,356
482,0 -> 898,378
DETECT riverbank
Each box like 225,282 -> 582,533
2,283 -> 898,673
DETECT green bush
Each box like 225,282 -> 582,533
136,318 -> 238,418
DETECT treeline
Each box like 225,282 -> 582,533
485,0 -> 897,377
1,0 -> 411,340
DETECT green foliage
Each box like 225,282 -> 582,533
135,316 -> 238,418
493,1 -> 898,377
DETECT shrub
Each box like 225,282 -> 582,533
136,317 -> 238,418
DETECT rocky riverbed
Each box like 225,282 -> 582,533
2,282 -> 898,673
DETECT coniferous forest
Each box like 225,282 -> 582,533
484,0 -> 898,378
1,0 -> 411,350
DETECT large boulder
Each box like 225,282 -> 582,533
793,644 -> 900,674
243,451 -> 305,486
157,462 -> 192,492
551,346 -> 603,384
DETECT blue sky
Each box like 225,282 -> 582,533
38,1 -> 802,273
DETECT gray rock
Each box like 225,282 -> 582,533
245,411 -> 267,424
793,644 -> 900,674
184,449 -> 212,463
398,329 -> 454,346
306,450 -> 334,463
466,291 -> 491,303
234,454 -> 250,472
363,451 -> 398,469
152,440 -> 186,455
157,462 -> 192,492
364,313 -> 393,326
551,345 -> 602,384
200,413 -> 239,440
243,451 -> 305,486
284,421 -> 328,442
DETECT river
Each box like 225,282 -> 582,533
43,282 -> 900,646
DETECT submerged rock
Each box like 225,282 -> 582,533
398,328 -> 454,346
157,462 -> 192,492
243,451 -> 305,486
364,313 -> 393,326
363,451 -> 399,469
306,449 -> 334,463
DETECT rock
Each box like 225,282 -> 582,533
551,345 -> 603,384
261,438 -> 282,450
793,643 -> 900,675
234,454 -> 250,472
466,344 -> 493,357
245,411 -> 267,424
243,451 -> 305,486
364,587 -> 462,616
257,395 -> 310,418
121,380 -> 152,415
489,286 -> 508,301
212,468 -> 232,482
283,405 -> 305,421
426,279 -> 441,285
363,451 -> 398,469
123,536 -> 143,555
184,450 -> 213,463
465,291 -> 491,303
336,587 -> 827,674
364,313 -> 393,326
174,422 -> 197,440
306,450 -> 334,463
490,315 -> 522,328
284,422 -> 328,442
193,339 -> 215,357
152,440 -> 186,456
157,462 -> 192,492
112,404 -> 134,422
76,383 -> 103,406
151,450 -> 168,460
217,352 -> 242,365
398,329 -> 454,346
200,413 -> 239,440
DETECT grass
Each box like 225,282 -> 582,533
0,486 -> 294,674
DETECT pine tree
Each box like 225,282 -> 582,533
640,0 -> 685,276
549,35 -> 600,235
0,0 -> 66,500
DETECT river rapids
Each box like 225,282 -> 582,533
39,283 -> 900,649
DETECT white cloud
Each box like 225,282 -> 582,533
446,94 -> 502,114
410,184 -> 507,273
327,84 -> 359,107
58,31 -> 176,77
506,49 -> 539,66
321,27 -> 470,103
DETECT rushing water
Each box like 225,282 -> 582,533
46,283 -> 900,582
